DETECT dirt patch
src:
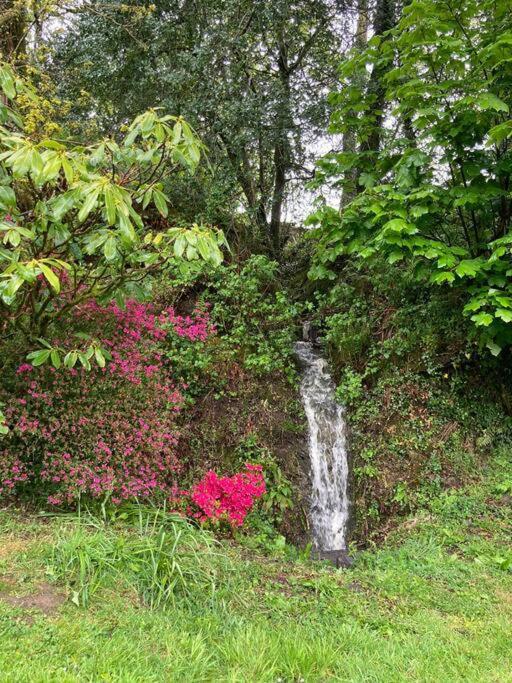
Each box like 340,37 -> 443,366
0,539 -> 30,560
0,581 -> 66,616
495,589 -> 512,609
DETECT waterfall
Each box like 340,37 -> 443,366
295,341 -> 350,555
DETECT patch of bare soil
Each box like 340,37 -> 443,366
0,581 -> 66,616
496,589 -> 512,609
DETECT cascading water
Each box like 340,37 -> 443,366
295,340 -> 350,559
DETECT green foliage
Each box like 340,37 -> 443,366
23,335 -> 110,372
313,262 -> 512,539
309,0 -> 512,353
48,506 -> 225,609
235,435 -> 294,525
204,255 -> 300,379
0,405 -> 7,435
335,367 -> 364,407
47,0 -> 342,251
317,261 -> 471,378
0,63 -> 226,359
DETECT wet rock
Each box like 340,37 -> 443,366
313,549 -> 354,569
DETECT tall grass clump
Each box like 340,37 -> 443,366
48,506 -> 232,609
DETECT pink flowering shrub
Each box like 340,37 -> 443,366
159,304 -> 218,393
190,464 -> 266,527
0,299 -> 213,505
0,297 -> 266,527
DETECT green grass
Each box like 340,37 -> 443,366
0,457 -> 510,682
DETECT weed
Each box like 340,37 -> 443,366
48,506 -> 230,609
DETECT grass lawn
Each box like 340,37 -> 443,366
0,456 -> 510,682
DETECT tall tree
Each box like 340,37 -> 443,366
46,0 -> 349,255
362,0 -> 396,155
339,0 -> 369,209
309,0 -> 512,353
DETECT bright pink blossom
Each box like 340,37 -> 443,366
190,463 -> 266,526
0,299 -> 214,504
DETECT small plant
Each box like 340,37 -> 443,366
474,551 -> 512,573
234,435 -> 294,524
353,448 -> 379,481
335,368 -> 364,407
493,479 -> 512,495
260,463 -> 294,522
391,482 -> 413,510
205,255 -> 300,381
48,506 -> 228,608
190,463 -> 266,527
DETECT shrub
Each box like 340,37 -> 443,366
0,62 -> 225,351
1,294 -> 267,529
204,255 -> 300,380
190,463 -> 266,527
0,298 -> 213,505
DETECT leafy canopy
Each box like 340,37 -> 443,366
0,62 -> 227,341
47,0 -> 343,252
308,0 -> 512,355
0,61 -> 227,435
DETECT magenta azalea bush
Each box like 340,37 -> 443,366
0,298 -> 264,524
190,464 -> 266,527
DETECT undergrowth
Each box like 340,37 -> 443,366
0,452 -> 510,682
47,506 -> 230,609
309,260 -> 512,543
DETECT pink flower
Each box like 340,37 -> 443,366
190,464 -> 266,527
0,297 -> 223,511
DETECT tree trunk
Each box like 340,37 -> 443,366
340,0 -> 369,210
0,0 -> 26,61
269,34 -> 294,256
362,0 -> 396,155
218,130 -> 271,242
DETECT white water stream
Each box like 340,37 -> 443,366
295,341 -> 350,552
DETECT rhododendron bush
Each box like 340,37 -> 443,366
191,464 -> 266,527
0,298 -> 264,524
0,63 -> 226,379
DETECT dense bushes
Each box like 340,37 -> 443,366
0,299 -> 202,504
312,262 -> 512,540
308,0 -> 512,355
317,261 -> 471,381
0,63 -> 225,351
203,255 -> 300,379
0,294 -> 268,527
0,252 -> 304,540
